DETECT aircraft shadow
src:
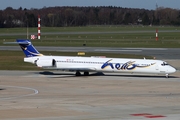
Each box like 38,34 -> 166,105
37,71 -> 178,78
0,88 -> 6,91
39,71 -> 74,75
104,74 -> 178,78
38,71 -> 104,78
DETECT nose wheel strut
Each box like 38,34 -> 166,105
166,74 -> 169,78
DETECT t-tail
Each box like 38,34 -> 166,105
17,39 -> 43,57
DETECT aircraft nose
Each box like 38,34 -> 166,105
168,66 -> 176,73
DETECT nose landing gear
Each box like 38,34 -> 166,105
165,74 -> 169,78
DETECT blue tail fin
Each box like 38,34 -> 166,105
17,39 -> 43,57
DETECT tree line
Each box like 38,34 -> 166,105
0,6 -> 180,28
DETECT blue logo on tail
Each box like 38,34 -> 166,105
17,39 -> 43,57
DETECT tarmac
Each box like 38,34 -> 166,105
0,59 -> 180,120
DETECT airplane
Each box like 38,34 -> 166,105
16,39 -> 176,78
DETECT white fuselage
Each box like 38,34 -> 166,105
24,55 -> 176,74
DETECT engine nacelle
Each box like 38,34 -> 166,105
35,59 -> 56,67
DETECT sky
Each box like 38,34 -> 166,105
0,0 -> 179,10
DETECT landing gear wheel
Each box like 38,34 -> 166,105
84,72 -> 89,76
166,74 -> 169,78
75,71 -> 81,76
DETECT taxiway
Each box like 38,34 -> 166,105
0,70 -> 180,120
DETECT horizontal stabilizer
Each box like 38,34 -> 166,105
4,40 -> 31,45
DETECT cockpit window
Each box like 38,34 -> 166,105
161,62 -> 169,66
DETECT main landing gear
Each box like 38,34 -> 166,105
75,71 -> 89,76
75,71 -> 81,76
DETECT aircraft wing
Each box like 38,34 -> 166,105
43,67 -> 97,72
